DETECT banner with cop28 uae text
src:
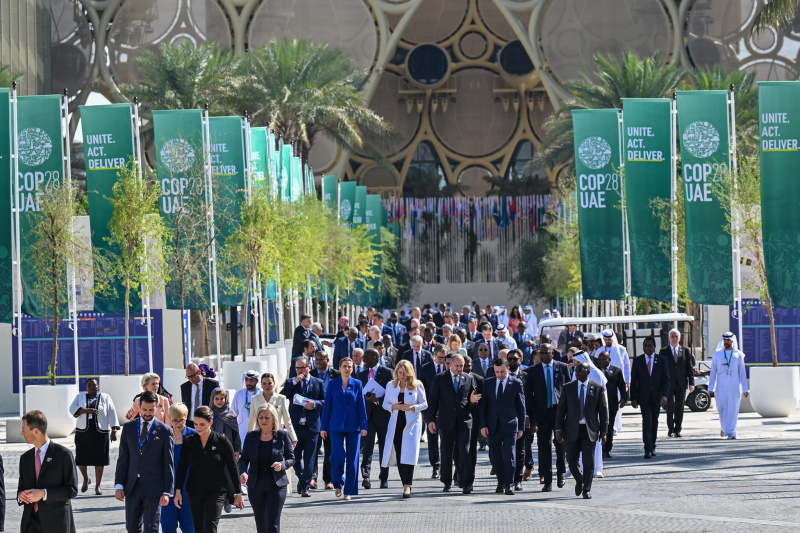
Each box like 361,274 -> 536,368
152,109 -> 210,311
321,175 -> 337,211
209,116 -> 247,307
80,104 -> 138,314
18,95 -> 66,318
622,98 -> 672,303
572,109 -> 625,301
759,82 -> 800,307
676,91 -> 733,305
365,194 -> 383,304
339,181 -> 356,226
250,127 -> 268,191
0,90 -> 13,323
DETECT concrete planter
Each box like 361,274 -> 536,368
25,384 -> 79,437
266,347 -> 288,385
98,375 -> 144,426
749,366 -> 800,418
162,368 -> 187,404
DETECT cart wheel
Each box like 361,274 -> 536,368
688,389 -> 710,412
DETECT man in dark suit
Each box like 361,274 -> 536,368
383,312 -> 408,347
280,355 -> 325,496
526,345 -> 569,492
539,335 -> 564,363
114,392 -> 174,533
630,336 -> 670,458
334,316 -> 349,339
18,410 -> 78,533
358,348 -> 394,489
557,325 -> 584,352
555,362 -> 608,499
660,328 -> 695,438
333,327 -> 362,369
480,357 -> 525,495
310,350 -> 340,389
472,341 -> 495,379
180,363 -> 220,428
427,354 -> 478,493
506,350 -> 529,492
291,314 -> 314,360
462,357 -> 484,485
289,339 -> 318,379
483,306 -> 499,329
376,338 -> 396,368
401,335 -> 434,381
597,350 -> 628,459
473,323 -> 502,369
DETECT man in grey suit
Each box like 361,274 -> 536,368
555,362 -> 608,499
659,329 -> 695,438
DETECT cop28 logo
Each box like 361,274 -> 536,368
340,199 -> 352,220
18,128 -> 53,167
682,121 -> 720,158
578,136 -> 612,170
160,138 -> 196,173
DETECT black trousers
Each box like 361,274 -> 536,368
514,432 -> 526,483
666,387 -> 687,434
466,414 -> 480,485
248,479 -> 287,533
23,511 -> 45,533
640,400 -> 661,453
125,479 -> 162,533
523,430 -> 534,469
312,433 -> 332,484
565,425 -> 595,493
439,424 -> 471,486
489,430 -> 516,487
604,404 -> 619,454
536,407 -> 566,485
393,416 -> 414,485
187,490 -> 226,533
426,426 -> 440,468
360,418 -> 389,482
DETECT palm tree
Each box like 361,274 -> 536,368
527,51 -> 685,178
231,38 -> 392,164
753,1 -> 799,35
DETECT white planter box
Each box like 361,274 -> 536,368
162,368 -> 187,404
25,384 -> 79,438
264,353 -> 278,377
222,361 -> 271,390
98,375 -> 144,426
750,366 -> 800,418
266,347 -> 288,385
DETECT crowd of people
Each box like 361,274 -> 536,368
9,302 -> 752,533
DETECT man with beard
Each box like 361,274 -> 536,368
230,370 -> 261,449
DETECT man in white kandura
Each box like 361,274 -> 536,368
708,332 -> 748,439
600,330 -> 630,433
231,370 -> 261,449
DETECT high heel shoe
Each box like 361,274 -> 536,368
335,488 -> 343,498
402,485 -> 411,499
343,495 -> 351,501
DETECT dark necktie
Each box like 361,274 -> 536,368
498,379 -> 504,397
140,419 -> 149,442
579,383 -> 585,421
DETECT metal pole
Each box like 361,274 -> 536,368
618,110 -> 632,316
729,86 -> 744,345
61,91 -> 80,385
671,95 -> 679,328
11,84 -> 23,414
203,106 -> 222,371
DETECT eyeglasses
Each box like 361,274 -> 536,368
478,348 -> 489,352
185,370 -> 199,379
295,365 -> 307,370
172,419 -> 187,424
507,357 -> 519,361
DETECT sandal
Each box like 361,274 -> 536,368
335,488 -> 343,498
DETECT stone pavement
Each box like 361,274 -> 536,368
2,405 -> 799,532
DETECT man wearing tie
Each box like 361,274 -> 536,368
659,328 -> 695,438
289,339 -> 318,379
526,345 -> 569,492
18,410 -> 79,533
333,327 -> 363,369
427,354 -> 478,494
630,337 -> 669,459
480,357 -> 525,495
358,349 -> 393,489
114,392 -> 174,533
292,314 -> 314,360
383,312 -> 408,347
352,348 -> 366,375
514,321 -> 536,366
506,350 -> 528,492
280,356 -> 325,496
555,362 -> 608,499
311,350 -> 340,389
180,363 -> 220,428
473,323 -> 501,371
597,351 -> 628,459
466,318 -> 480,343
401,335 -> 434,380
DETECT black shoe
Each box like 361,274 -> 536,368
443,485 -> 451,492
651,451 -> 657,457
644,452 -> 652,459
668,432 -> 674,438
557,474 -> 565,488
504,487 -> 514,496
362,479 -> 371,490
479,444 -> 487,451
514,483 -> 522,492
574,480 -> 583,496
675,432 -> 682,438
490,467 -> 496,476
462,485 -> 473,494
603,452 -> 612,459
301,489 -> 311,497
431,468 -> 440,479
496,485 -> 504,493
380,480 -> 389,489
583,490 -> 592,499
542,484 -> 552,492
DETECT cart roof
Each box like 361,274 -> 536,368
538,313 -> 695,328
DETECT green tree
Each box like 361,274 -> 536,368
0,65 -> 22,88
98,162 -> 169,375
528,51 -> 685,178
231,38 -> 392,163
753,1 -> 800,35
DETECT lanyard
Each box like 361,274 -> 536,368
137,417 -> 156,451
724,350 -> 732,367
245,391 -> 254,413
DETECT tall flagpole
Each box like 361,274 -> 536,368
671,94 -> 679,326
729,85 -> 743,345
132,98 -> 153,372
62,90 -> 80,385
618,109 -> 632,316
203,104 -> 222,370
11,83 -> 23,414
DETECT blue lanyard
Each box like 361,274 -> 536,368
724,350 -> 732,366
137,417 -> 156,450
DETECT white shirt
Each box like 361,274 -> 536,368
24,440 -> 50,501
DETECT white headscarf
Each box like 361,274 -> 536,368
497,306 -> 509,327
573,350 -> 607,388
523,305 -> 538,336
714,331 -> 741,354
241,369 -> 259,389
600,329 -> 630,381
552,309 -> 561,318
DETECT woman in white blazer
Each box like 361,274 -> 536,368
69,378 -> 120,494
382,359 -> 428,499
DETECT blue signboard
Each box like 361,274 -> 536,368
13,310 -> 164,392
729,299 -> 800,365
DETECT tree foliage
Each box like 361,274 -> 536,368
0,65 -> 22,89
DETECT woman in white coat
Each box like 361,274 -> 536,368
69,378 -> 119,494
382,359 -> 427,499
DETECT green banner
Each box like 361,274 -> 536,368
759,82 -> 800,307
352,185 -> 367,226
572,109 -> 625,300
622,98 -> 672,303
339,181 -> 356,226
279,144 -> 291,202
0,90 -> 13,323
290,156 -> 303,201
250,127 -> 268,191
153,109 -> 210,311
268,134 -> 279,200
676,91 -> 733,305
209,116 -> 247,307
322,175 -> 337,211
365,194 -> 383,304
18,95 -> 66,318
80,104 -> 138,314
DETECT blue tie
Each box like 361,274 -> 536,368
453,375 -> 459,393
546,364 -> 553,407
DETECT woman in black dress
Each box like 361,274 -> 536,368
175,406 -> 245,533
68,378 -> 120,494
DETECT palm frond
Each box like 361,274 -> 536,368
752,0 -> 800,36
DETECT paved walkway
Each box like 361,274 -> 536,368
2,405 -> 799,532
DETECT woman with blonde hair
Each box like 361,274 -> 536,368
446,334 -> 468,359
381,359 -> 428,499
126,372 -> 171,422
